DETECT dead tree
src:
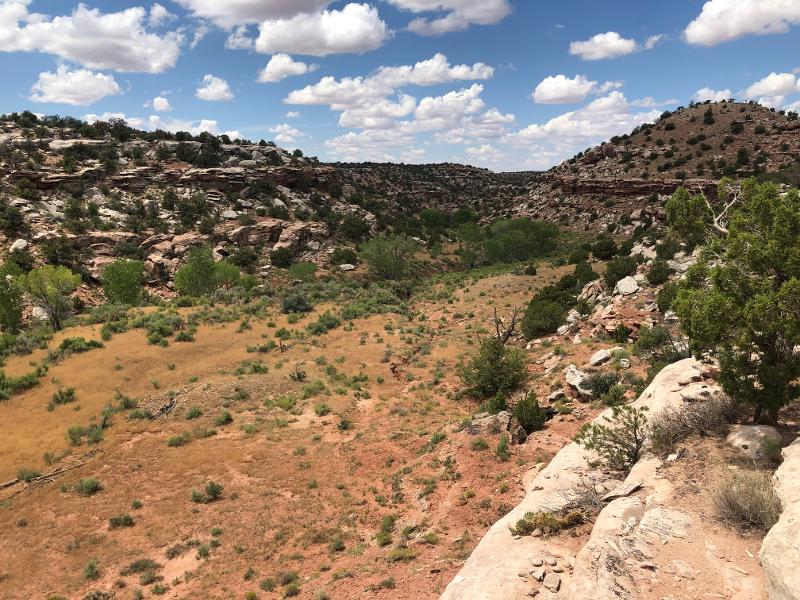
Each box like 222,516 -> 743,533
493,306 -> 522,346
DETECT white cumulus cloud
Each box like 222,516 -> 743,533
693,87 -> 732,102
285,53 -> 492,109
173,0 -> 332,27
0,2 -> 182,73
258,54 -> 317,83
255,3 -> 390,57
569,31 -> 638,60
387,0 -> 512,35
151,96 -> 172,112
685,0 -> 800,46
29,65 -> 120,106
196,74 -> 234,101
270,123 -> 304,144
533,74 -> 598,104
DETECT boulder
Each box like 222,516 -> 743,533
726,425 -> 782,460
339,263 -> 356,271
589,349 -> 611,366
761,438 -> 800,600
578,279 -> 606,303
9,239 -> 27,252
565,364 -> 593,399
613,276 -> 639,296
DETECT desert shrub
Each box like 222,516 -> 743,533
634,325 -> 689,367
511,509 -> 585,536
713,470 -> 780,531
360,234 -> 418,280
83,559 -> 100,580
496,434 -> 510,460
471,437 -> 489,451
75,478 -> 103,496
584,372 -> 618,397
481,393 -> 508,414
592,236 -> 617,260
0,262 -> 23,332
17,468 -> 40,482
459,338 -> 526,398
647,260 -> 671,285
604,255 -> 638,287
656,281 -> 679,313
49,387 -> 76,410
574,260 -> 596,285
108,514 -> 135,529
282,294 -> 312,314
214,410 -> 233,426
521,299 -> 565,339
0,369 -> 42,401
514,392 -> 547,434
289,262 -> 317,282
270,247 -> 292,268
574,405 -> 649,472
330,247 -> 357,266
655,238 -> 681,260
102,259 -> 144,305
483,218 -> 559,264
192,481 -> 224,503
649,394 -> 740,456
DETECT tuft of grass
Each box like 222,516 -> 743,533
713,470 -> 781,532
108,513 -> 135,529
74,478 -> 103,496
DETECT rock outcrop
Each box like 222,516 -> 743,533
760,438 -> 800,600
440,359 -> 718,600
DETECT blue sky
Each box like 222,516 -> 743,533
1,0 -> 800,171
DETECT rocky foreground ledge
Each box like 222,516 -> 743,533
440,358 -> 794,599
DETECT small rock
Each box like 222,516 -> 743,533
531,558 -> 543,567
545,557 -> 557,566
619,358 -> 631,369
543,572 -> 561,592
339,263 -> 356,271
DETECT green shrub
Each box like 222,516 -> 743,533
647,260 -> 670,285
495,434 -> 510,460
282,294 -> 312,314
102,259 -> 144,305
108,513 -> 135,529
289,262 -> 317,282
270,247 -> 292,268
604,256 -> 638,287
459,338 -> 526,398
514,392 -> 547,434
521,299 -> 564,339
75,477 -> 103,496
175,246 -> 217,297
360,234 -> 418,280
574,405 -> 649,472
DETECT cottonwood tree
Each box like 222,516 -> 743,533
670,179 -> 800,424
20,265 -> 81,331
102,259 -> 144,305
